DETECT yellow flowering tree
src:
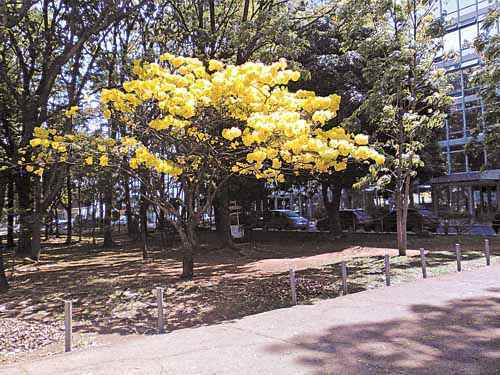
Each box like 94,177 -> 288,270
29,54 -> 383,278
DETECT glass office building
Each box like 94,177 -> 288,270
430,0 -> 499,221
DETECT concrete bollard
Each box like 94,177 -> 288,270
156,287 -> 165,334
384,254 -> 391,286
289,268 -> 297,305
64,300 -> 72,352
455,243 -> 462,272
485,239 -> 491,266
419,248 -> 427,279
341,261 -> 348,295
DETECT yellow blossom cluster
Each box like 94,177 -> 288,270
64,106 -> 79,118
97,54 -> 384,181
27,55 -> 384,183
26,126 -> 116,174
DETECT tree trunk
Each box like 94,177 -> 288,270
65,171 -> 72,243
181,243 -> 194,279
179,224 -> 198,279
0,246 -> 8,292
139,183 -> 148,260
30,180 -> 42,260
15,174 -> 32,257
30,213 -> 42,261
322,181 -> 342,236
0,174 -> 8,291
213,190 -> 237,249
98,195 -> 104,233
409,179 -> 415,208
78,183 -> 82,241
54,211 -> 60,238
0,179 -> 5,246
123,176 -> 134,237
395,177 -> 410,256
102,181 -> 113,247
7,175 -> 14,247
91,201 -> 97,245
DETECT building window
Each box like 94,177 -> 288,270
450,145 -> 466,172
462,67 -> 480,95
459,0 -> 477,15
461,24 -> 478,48
459,0 -> 476,8
443,0 -> 458,14
465,107 -> 482,135
447,70 -> 462,95
448,110 -> 464,138
466,143 -> 485,171
443,29 -> 460,53
486,143 -> 500,169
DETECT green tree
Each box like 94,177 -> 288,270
0,1 -> 138,259
472,5 -> 499,169
349,0 -> 452,254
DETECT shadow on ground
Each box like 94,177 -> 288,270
264,292 -> 500,374
0,232 -> 498,338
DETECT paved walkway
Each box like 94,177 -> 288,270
2,265 -> 500,375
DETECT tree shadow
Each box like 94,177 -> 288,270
264,292 -> 500,374
0,232 -> 497,343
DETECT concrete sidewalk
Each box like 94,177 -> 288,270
2,265 -> 500,375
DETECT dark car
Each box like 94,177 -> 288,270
493,213 -> 500,234
379,208 -> 439,233
263,210 -> 309,230
229,211 -> 264,229
316,209 -> 376,232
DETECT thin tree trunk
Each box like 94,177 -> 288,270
102,181 -> 113,247
7,175 -> 14,247
213,189 -> 237,249
0,246 -> 8,292
0,179 -> 5,247
0,174 -> 8,290
65,171 -> 72,243
30,213 -> 42,261
78,183 -> 82,241
322,181 -> 342,235
54,210 -> 60,238
99,194 -> 104,233
395,177 -> 409,256
91,200 -> 96,245
179,225 -> 197,279
123,176 -> 134,237
140,182 -> 148,259
30,180 -> 42,260
15,174 -> 32,257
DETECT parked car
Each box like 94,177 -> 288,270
263,210 -> 309,230
316,209 -> 376,232
378,208 -> 439,233
492,212 -> 500,234
230,211 -> 264,229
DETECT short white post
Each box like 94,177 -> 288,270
341,261 -> 348,295
384,254 -> 391,286
156,287 -> 165,334
289,268 -> 297,305
485,239 -> 491,266
419,248 -> 427,279
455,243 -> 462,272
64,300 -> 72,352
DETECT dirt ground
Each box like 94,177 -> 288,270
1,230 -> 498,364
